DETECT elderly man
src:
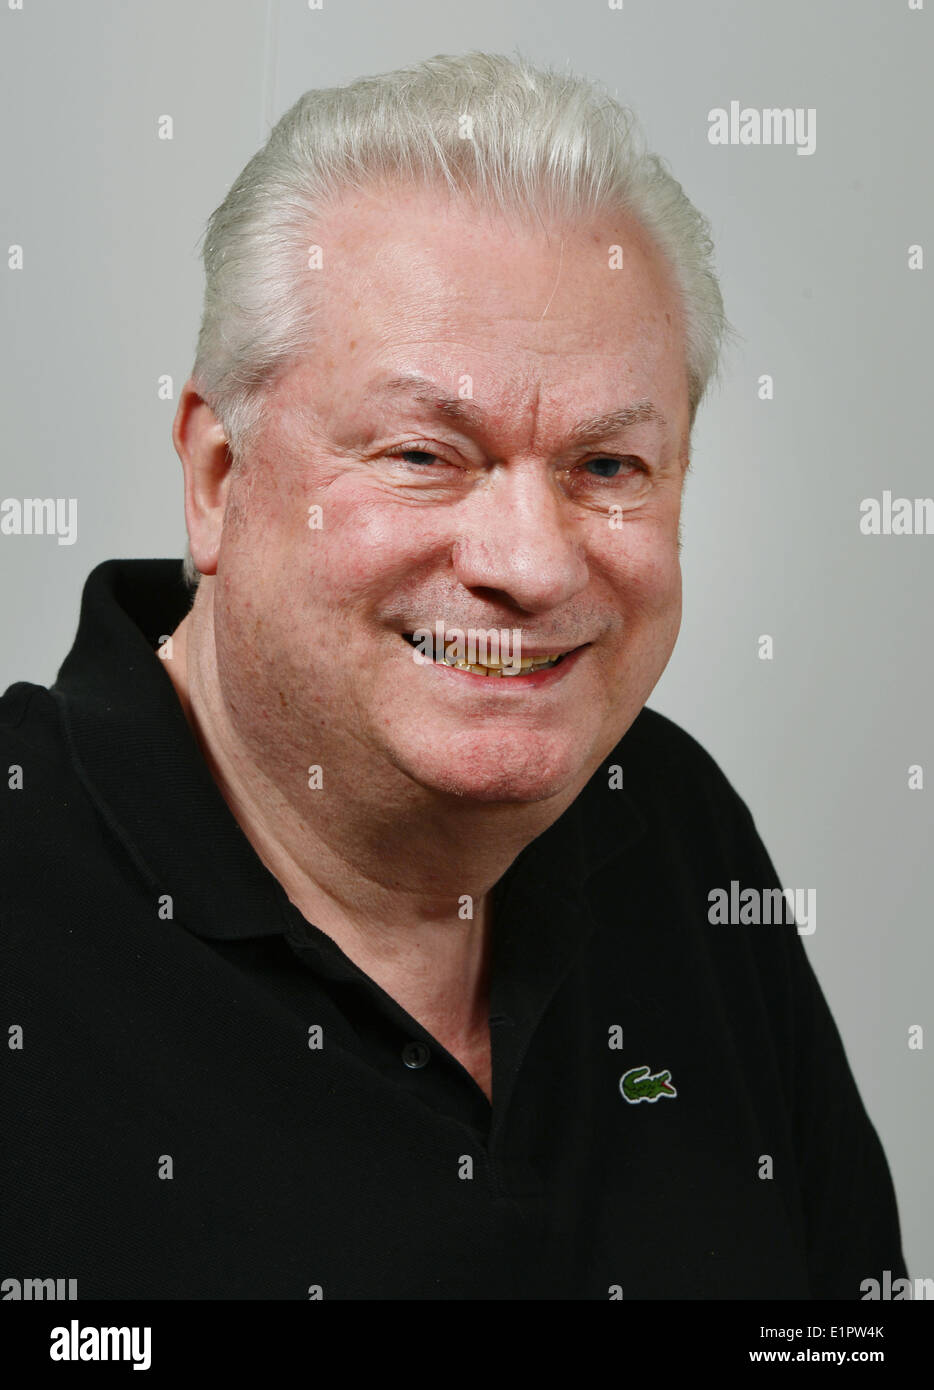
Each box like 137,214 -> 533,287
1,52 -> 906,1299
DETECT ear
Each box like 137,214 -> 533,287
172,379 -> 233,578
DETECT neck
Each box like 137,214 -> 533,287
163,587 -> 586,1060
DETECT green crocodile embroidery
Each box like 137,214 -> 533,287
620,1064 -> 677,1103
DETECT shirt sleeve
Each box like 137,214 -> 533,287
733,797 -> 910,1299
783,925 -> 909,1298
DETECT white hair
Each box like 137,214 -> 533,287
182,50 -> 732,587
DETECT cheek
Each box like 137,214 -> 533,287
305,484 -> 451,607
595,517 -> 683,622
639,549 -> 682,620
223,462 -> 417,605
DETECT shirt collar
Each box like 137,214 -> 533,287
51,559 -> 645,944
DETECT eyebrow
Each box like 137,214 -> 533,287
373,373 -> 667,446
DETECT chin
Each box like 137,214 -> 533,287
392,728 -> 592,805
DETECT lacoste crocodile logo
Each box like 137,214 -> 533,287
619,1064 -> 677,1104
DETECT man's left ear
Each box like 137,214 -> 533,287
172,379 -> 234,578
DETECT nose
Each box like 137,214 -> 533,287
451,461 -> 590,614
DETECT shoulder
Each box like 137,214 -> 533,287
0,680 -> 76,845
0,679 -> 64,764
606,704 -> 762,859
614,704 -> 731,779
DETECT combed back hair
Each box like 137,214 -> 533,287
182,50 -> 731,587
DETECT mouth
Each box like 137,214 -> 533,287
400,632 -> 586,679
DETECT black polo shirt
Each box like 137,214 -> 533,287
0,559 -> 907,1299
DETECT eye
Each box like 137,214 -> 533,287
579,456 -> 643,479
391,448 -> 443,467
383,445 -> 457,471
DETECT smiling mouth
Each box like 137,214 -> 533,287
400,633 -> 582,677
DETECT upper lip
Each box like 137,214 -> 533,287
502,643 -> 584,657
401,631 -> 588,658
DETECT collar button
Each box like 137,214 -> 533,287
402,1041 -> 431,1069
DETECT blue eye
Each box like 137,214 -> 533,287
396,450 -> 439,466
585,457 -> 627,478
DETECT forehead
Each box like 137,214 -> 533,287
316,180 -> 683,345
277,181 -> 690,440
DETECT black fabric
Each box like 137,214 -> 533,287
0,559 -> 907,1299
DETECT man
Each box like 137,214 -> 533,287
1,52 -> 906,1298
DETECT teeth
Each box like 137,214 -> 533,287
453,654 -> 562,676
404,633 -> 569,676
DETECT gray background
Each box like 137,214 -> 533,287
2,0 -> 931,1280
